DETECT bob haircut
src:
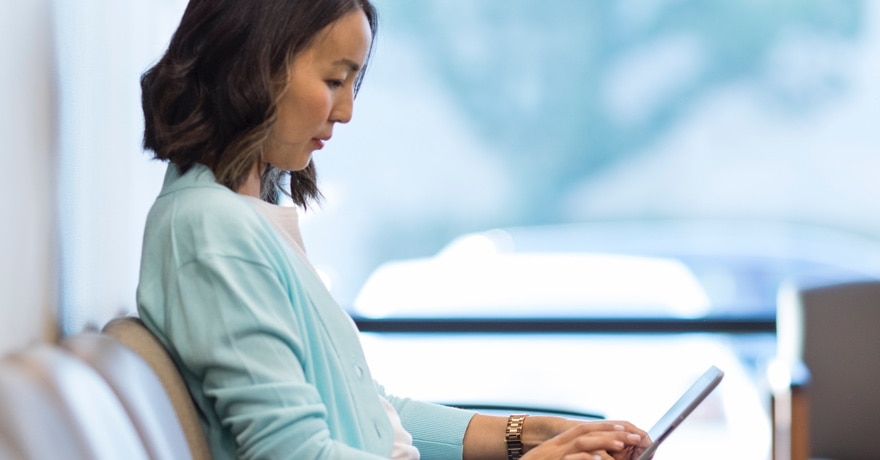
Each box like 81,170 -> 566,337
141,0 -> 378,207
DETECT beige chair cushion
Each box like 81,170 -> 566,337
62,332 -> 193,460
102,316 -> 212,460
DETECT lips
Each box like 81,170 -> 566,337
312,135 -> 331,149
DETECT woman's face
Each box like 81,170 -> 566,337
264,9 -> 372,172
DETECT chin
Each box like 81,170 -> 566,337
290,159 -> 312,172
274,157 -> 312,173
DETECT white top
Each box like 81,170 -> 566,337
242,196 -> 420,460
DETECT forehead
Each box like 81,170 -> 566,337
303,9 -> 372,65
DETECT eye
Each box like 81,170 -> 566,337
326,79 -> 345,89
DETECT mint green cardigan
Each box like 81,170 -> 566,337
137,164 -> 475,459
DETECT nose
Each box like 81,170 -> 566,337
330,87 -> 354,124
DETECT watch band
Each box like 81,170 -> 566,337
505,414 -> 528,460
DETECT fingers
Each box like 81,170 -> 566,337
562,453 -> 605,460
603,420 -> 650,440
575,430 -> 642,453
554,421 -> 645,445
600,420 -> 653,449
558,425 -> 644,454
562,449 -> 617,460
521,420 -> 649,460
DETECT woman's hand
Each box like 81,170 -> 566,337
462,414 -> 652,460
521,417 -> 651,460
520,422 -> 645,460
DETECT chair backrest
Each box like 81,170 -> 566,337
777,280 -> 880,460
102,316 -> 212,460
1,353 -> 92,459
61,332 -> 193,460
0,344 -> 149,460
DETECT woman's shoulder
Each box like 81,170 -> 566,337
150,165 -> 258,227
146,178 -> 274,258
154,183 -> 254,229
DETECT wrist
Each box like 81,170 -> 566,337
505,415 -> 527,460
519,416 -> 571,453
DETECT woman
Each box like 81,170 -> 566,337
137,0 -> 650,459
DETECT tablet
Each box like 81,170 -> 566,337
637,365 -> 724,460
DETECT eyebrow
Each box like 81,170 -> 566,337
334,58 -> 362,72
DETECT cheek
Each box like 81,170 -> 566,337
275,93 -> 329,140
275,99 -> 305,137
274,101 -> 323,142
299,89 -> 332,124
293,80 -> 332,115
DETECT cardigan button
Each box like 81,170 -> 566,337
354,364 -> 364,378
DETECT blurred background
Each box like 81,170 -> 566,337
4,0 -> 879,458
314,0 -> 880,308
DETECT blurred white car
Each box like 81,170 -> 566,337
355,231 -> 711,319
353,218 -> 880,320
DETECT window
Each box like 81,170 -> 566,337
303,0 -> 880,322
294,2 -> 879,458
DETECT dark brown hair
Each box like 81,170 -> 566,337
141,0 -> 377,207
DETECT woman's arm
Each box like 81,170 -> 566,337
461,414 -> 507,459
160,254 -> 388,459
462,414 -> 648,460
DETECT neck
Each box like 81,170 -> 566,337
236,162 -> 263,198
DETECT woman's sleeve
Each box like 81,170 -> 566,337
376,384 -> 477,460
166,254 -> 386,460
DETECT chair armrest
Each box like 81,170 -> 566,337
768,359 -> 811,460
